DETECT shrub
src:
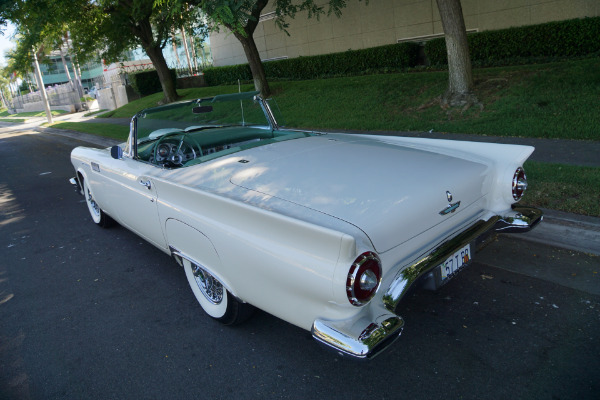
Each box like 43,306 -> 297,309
128,69 -> 177,96
425,16 -> 600,66
203,64 -> 252,86
203,42 -> 420,85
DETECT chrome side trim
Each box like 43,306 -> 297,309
312,306 -> 404,359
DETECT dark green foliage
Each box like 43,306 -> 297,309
426,17 -> 600,66
204,64 -> 253,86
129,69 -> 177,96
203,42 -> 420,85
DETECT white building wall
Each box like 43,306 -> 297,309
209,0 -> 600,67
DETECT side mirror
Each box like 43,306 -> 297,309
111,145 -> 123,160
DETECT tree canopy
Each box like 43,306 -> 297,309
158,0 -> 367,97
1,0 -> 206,103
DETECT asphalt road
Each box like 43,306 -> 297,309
1,128 -> 599,400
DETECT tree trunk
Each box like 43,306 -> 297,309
224,0 -> 270,97
130,15 -> 179,104
435,0 -> 478,108
144,43 -> 179,103
234,32 -> 271,97
171,29 -> 181,67
59,46 -> 75,91
190,34 -> 199,72
0,88 -> 9,109
64,33 -> 85,98
180,27 -> 193,75
71,56 -> 84,98
32,48 -> 53,124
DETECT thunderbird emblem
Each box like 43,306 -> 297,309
439,202 -> 461,215
440,191 -> 460,215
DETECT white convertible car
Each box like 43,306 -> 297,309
70,91 -> 542,359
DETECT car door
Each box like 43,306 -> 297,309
93,155 -> 167,251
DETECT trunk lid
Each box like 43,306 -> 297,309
229,134 -> 489,252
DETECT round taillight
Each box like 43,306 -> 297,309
512,167 -> 528,201
346,252 -> 382,306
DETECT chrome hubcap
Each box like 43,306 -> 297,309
191,263 -> 223,305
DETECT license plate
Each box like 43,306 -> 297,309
440,244 -> 471,280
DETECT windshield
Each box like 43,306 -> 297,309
136,91 -> 269,143
132,91 -> 314,168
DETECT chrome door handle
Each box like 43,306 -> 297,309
139,179 -> 151,190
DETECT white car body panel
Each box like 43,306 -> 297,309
70,92 -> 542,358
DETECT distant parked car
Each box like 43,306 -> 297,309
69,91 -> 542,359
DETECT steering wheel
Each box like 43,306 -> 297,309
153,132 -> 203,167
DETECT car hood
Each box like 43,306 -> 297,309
228,134 -> 489,252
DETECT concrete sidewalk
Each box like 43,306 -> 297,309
1,109 -> 131,127
4,112 -> 600,256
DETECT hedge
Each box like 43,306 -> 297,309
129,69 -> 177,96
204,42 -> 420,86
204,16 -> 599,87
426,17 -> 600,67
204,64 -> 252,86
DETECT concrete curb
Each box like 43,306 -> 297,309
516,208 -> 600,256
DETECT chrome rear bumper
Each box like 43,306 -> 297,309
312,306 -> 404,359
312,205 -> 542,359
493,205 -> 543,233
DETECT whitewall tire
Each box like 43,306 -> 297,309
83,178 -> 113,228
182,258 -> 254,325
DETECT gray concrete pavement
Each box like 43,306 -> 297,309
1,127 -> 599,400
521,208 -> 600,256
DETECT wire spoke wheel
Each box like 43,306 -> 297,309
182,258 -> 254,325
192,263 -> 223,305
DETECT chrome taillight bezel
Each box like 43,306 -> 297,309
346,252 -> 382,306
512,167 -> 528,201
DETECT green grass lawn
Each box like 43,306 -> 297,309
0,109 -> 69,118
0,118 -> 26,123
99,57 -> 599,141
272,58 -> 600,141
50,122 -> 129,141
523,161 -> 600,216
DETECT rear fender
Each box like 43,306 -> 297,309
164,219 -> 238,298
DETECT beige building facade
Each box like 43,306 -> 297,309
209,0 -> 600,66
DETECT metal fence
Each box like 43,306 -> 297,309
90,72 -> 127,91
9,82 -> 81,111
47,90 -> 79,106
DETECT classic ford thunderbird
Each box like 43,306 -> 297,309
70,91 -> 542,359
